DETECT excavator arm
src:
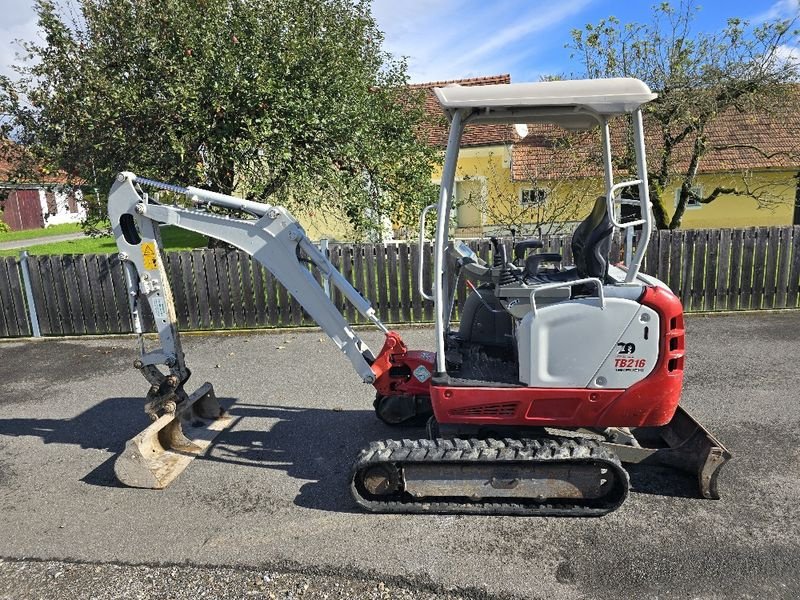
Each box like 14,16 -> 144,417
110,171 -> 387,381
108,172 -> 429,488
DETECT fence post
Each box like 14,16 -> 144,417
18,250 -> 41,337
319,238 -> 331,298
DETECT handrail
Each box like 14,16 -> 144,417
529,277 -> 604,316
606,179 -> 645,229
417,203 -> 436,301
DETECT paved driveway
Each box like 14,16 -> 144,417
0,313 -> 798,599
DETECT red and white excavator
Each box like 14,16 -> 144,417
108,77 -> 730,516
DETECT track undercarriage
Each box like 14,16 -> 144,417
353,401 -> 729,516
352,437 -> 629,516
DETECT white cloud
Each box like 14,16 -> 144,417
450,0 -> 591,69
371,0 -> 465,81
776,43 -> 800,60
773,42 -> 800,74
752,0 -> 800,22
0,12 -> 38,81
372,0 -> 593,83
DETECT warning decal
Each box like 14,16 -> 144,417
141,242 -> 158,270
413,365 -> 431,383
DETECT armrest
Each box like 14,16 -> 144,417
525,252 -> 562,275
514,239 -> 544,260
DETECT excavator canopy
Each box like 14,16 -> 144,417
433,77 -> 657,129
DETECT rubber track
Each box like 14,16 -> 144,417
351,437 -> 629,517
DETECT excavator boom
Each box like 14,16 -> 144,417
109,172 -> 398,487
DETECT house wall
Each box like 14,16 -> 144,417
293,147 -> 513,241
43,188 -> 87,226
0,186 -> 86,231
293,207 -> 379,242
433,145 -> 604,237
673,171 -> 795,228
435,146 -> 797,234
292,150 -> 798,240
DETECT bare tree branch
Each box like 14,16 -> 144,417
708,144 -> 800,160
458,142 -> 594,238
569,2 -> 800,229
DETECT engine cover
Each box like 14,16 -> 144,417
517,296 -> 659,389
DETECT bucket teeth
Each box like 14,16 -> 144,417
114,382 -> 234,489
161,419 -> 203,453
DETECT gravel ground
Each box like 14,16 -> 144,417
0,558 -> 483,600
1,314 -> 799,599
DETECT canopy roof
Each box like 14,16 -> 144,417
434,78 -> 657,129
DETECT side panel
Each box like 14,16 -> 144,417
594,286 -> 684,426
517,297 -> 642,388
431,385 -> 625,426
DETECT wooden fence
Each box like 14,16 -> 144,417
1,225 -> 799,337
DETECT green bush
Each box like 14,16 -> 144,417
0,213 -> 10,234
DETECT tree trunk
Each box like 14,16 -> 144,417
649,187 -> 670,229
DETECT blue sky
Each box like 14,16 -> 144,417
0,0 -> 798,83
372,0 -> 800,82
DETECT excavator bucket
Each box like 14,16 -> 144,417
603,405 -> 732,499
114,382 -> 234,489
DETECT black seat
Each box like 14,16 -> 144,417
524,196 -> 613,284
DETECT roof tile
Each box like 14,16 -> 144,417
416,74 -> 515,148
511,87 -> 800,180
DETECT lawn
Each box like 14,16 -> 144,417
0,226 -> 208,257
0,222 -> 83,243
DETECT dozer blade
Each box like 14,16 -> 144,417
114,382 -> 234,489
601,405 -> 731,499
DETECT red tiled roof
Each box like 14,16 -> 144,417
511,87 -> 800,181
0,140 -> 70,185
416,74 -> 515,148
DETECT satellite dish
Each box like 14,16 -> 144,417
514,123 -> 529,139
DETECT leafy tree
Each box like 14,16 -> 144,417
0,0 -> 437,239
569,1 -> 800,229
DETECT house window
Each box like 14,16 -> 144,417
675,185 -> 703,210
520,188 -> 549,206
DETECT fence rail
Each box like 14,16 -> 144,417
1,226 -> 799,337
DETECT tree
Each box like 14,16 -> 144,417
0,0 -> 438,239
457,135 -> 596,237
569,1 -> 800,229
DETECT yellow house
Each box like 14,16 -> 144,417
430,77 -> 800,236
297,75 -> 799,240
514,92 -> 800,232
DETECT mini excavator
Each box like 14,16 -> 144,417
109,77 -> 730,516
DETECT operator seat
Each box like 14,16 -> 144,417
524,196 -> 613,284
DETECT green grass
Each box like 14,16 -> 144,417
0,226 -> 209,257
0,222 -> 83,243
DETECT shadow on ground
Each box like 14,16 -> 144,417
0,397 -> 700,511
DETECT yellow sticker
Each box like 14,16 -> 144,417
141,242 -> 158,270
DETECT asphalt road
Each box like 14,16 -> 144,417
1,314 -> 799,599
